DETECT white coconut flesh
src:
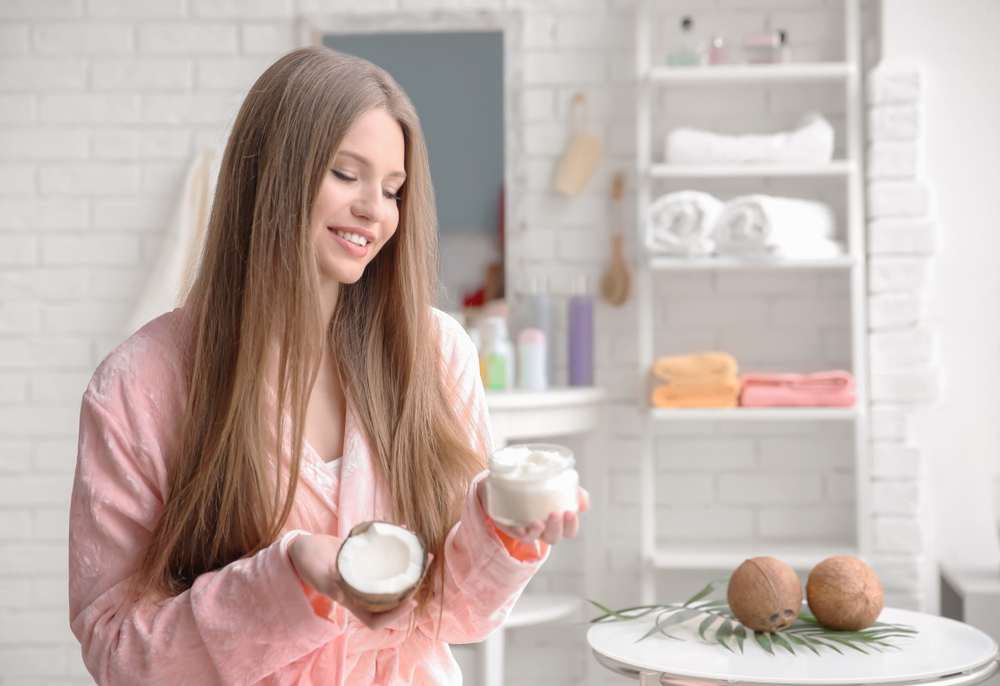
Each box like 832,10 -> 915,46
338,522 -> 424,597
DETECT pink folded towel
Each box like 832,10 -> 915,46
739,371 -> 856,407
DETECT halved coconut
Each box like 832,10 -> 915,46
335,521 -> 428,613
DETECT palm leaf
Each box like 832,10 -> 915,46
716,619 -> 734,653
639,608 -> 702,642
698,614 -> 719,640
684,577 -> 729,606
734,624 -> 746,654
771,632 -> 795,655
754,632 -> 774,655
789,634 -> 820,656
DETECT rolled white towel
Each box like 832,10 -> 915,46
666,112 -> 834,165
712,195 -> 842,259
645,190 -> 723,256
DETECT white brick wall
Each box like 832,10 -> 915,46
0,2 -> 933,685
865,65 -> 937,614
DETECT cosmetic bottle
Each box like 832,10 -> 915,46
513,275 -> 554,388
517,328 -> 548,391
707,34 -> 729,65
481,316 -> 515,391
667,16 -> 703,67
568,275 -> 593,387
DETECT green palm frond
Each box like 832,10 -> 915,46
588,577 -> 916,657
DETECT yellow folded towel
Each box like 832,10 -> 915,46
651,352 -> 738,387
651,378 -> 742,409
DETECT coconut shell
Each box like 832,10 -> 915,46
806,556 -> 883,631
727,557 -> 802,633
335,521 -> 429,614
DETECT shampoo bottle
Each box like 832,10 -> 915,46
517,328 -> 548,391
568,275 -> 593,387
514,275 -> 554,387
482,316 -> 515,391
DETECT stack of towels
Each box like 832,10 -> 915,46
649,353 -> 857,409
646,192 -> 842,260
740,371 -> 856,407
665,112 -> 835,166
651,352 -> 741,408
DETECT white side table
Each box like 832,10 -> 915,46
478,386 -> 608,686
588,607 -> 999,686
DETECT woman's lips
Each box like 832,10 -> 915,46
329,227 -> 372,257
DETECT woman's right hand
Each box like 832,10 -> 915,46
287,533 -> 419,631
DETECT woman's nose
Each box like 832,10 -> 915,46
351,184 -> 385,223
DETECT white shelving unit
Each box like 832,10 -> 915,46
634,0 -> 869,605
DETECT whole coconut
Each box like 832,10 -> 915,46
727,557 -> 802,633
806,556 -> 883,631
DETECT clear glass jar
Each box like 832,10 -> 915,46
485,443 -> 579,526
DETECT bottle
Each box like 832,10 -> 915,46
481,316 -> 515,391
707,34 -> 729,65
468,326 -> 487,386
517,328 -> 548,391
513,275 -> 554,388
568,275 -> 593,387
667,16 -> 703,67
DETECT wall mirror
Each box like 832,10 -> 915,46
304,13 -> 523,312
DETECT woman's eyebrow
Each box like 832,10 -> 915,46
337,149 -> 406,179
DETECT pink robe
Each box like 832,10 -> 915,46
69,305 -> 546,685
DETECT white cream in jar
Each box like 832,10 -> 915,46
485,444 -> 579,526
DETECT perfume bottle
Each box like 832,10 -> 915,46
667,16 -> 703,67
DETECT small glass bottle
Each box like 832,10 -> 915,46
486,443 -> 580,526
707,34 -> 729,65
481,316 -> 515,391
667,16 -> 703,67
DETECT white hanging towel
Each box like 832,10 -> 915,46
712,195 -> 842,259
126,148 -> 220,334
645,190 -> 723,256
666,112 -> 834,165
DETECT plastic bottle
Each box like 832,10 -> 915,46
568,275 -> 593,387
481,316 -> 515,391
517,328 -> 548,391
667,16 -> 703,67
513,275 -> 554,388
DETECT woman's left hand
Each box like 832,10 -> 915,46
476,481 -> 590,546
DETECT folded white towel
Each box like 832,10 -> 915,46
712,195 -> 842,259
666,112 -> 835,165
645,190 -> 723,256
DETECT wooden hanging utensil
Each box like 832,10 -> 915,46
600,171 -> 630,306
552,93 -> 603,197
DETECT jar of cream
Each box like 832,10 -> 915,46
485,443 -> 580,526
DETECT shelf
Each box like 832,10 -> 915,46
648,62 -> 856,84
650,407 -> 858,421
650,160 -> 855,178
651,544 -> 861,570
650,255 -> 856,270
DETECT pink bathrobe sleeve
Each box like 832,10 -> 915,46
69,306 -> 547,686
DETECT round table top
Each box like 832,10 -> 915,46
587,607 -> 998,685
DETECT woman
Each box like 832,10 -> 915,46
69,47 -> 586,685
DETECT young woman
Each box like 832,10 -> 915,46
69,47 -> 586,685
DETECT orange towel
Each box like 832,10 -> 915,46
652,378 -> 742,408
652,352 -> 738,386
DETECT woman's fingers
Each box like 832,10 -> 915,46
540,512 -> 564,546
562,511 -> 580,539
578,487 -> 591,512
353,597 -> 418,631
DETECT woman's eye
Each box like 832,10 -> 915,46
332,169 -> 355,182
384,189 -> 402,201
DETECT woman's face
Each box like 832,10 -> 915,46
311,107 -> 406,289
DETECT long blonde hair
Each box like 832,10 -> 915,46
135,47 -> 488,615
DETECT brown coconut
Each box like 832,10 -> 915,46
727,557 -> 802,633
335,521 -> 429,614
806,556 -> 883,631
